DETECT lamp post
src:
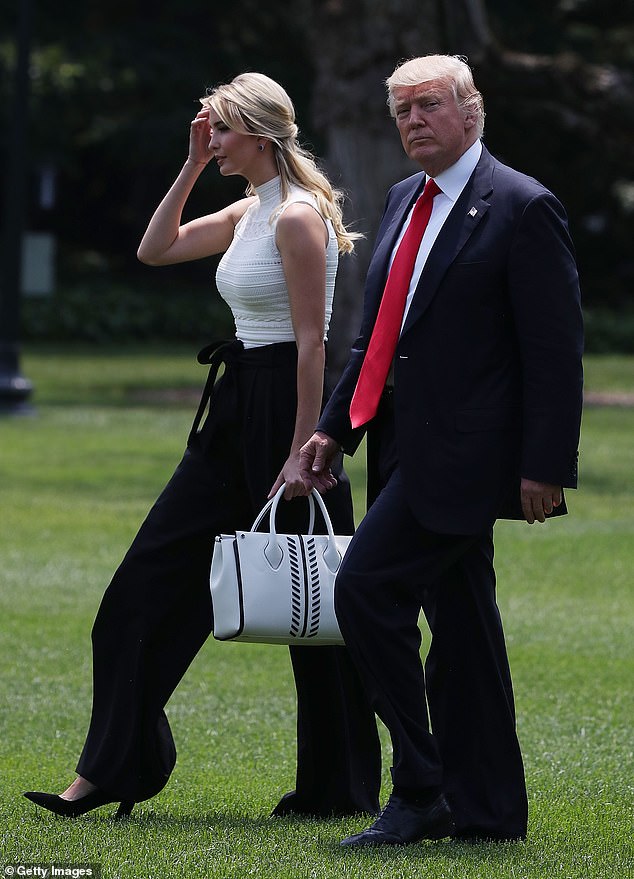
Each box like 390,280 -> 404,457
0,0 -> 34,414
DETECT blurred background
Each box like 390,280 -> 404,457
1,0 -> 633,405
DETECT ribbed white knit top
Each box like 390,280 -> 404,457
216,176 -> 338,348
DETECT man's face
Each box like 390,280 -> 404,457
392,79 -> 476,177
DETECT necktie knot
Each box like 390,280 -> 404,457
420,177 -> 442,204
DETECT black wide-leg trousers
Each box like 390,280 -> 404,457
335,397 -> 528,838
76,342 -> 381,812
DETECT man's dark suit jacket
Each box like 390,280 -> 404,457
318,145 -> 584,535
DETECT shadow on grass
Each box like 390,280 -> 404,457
116,809 -> 526,864
326,837 -> 526,864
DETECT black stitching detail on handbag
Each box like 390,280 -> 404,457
288,539 -> 302,637
306,537 -> 321,638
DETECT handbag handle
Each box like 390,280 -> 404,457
251,487 -> 316,535
250,485 -> 342,573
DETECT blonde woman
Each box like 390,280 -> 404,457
24,73 -> 381,819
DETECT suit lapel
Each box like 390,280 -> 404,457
400,148 -> 495,339
362,175 -> 425,327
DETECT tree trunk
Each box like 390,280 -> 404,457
305,0 -> 494,373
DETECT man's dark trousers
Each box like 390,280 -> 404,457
334,397 -> 528,840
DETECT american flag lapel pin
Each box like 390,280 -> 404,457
468,206 -> 478,217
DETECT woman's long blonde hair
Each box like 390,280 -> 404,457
201,72 -> 359,254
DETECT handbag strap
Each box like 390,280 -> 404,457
250,485 -> 340,572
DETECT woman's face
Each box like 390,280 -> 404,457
207,111 -> 261,179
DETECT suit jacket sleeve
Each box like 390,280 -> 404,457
318,342 -> 366,452
508,189 -> 583,487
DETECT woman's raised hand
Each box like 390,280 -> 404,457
188,109 -> 213,167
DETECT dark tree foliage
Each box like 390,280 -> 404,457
480,0 -> 634,310
0,1 -> 315,290
1,0 -> 632,346
300,0 -> 634,363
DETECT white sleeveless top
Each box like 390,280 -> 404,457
215,176 -> 339,348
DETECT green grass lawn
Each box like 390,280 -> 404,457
0,346 -> 632,878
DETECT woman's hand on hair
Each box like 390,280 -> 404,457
188,109 -> 212,167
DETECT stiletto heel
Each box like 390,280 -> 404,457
115,799 -> 135,818
23,789 -> 134,819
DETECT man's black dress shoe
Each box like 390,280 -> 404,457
340,793 -> 455,848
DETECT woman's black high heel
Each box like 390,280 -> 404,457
23,789 -> 135,818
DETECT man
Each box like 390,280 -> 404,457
299,55 -> 583,847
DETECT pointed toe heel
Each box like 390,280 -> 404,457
23,789 -> 134,819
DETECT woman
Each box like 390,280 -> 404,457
24,72 -> 381,819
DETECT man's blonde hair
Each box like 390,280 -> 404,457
386,55 -> 485,137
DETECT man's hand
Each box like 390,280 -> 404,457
520,478 -> 562,524
267,453 -> 313,500
298,431 -> 340,493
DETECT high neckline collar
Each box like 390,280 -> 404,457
255,175 -> 282,206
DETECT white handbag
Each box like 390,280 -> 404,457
210,485 -> 350,645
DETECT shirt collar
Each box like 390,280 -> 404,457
431,139 -> 482,201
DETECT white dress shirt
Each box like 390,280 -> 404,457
391,139 -> 483,329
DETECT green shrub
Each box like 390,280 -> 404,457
21,285 -> 634,354
22,281 -> 235,342
583,307 -> 634,354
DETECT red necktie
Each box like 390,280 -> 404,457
349,178 -> 442,429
